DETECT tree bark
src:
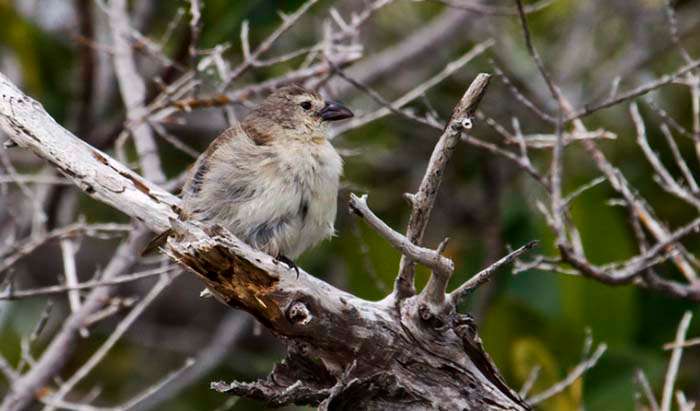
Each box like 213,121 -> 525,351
0,71 -> 529,410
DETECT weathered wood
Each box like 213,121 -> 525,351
0,71 -> 528,410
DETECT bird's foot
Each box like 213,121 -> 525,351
276,255 -> 300,278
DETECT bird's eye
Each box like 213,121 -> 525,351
300,101 -> 312,110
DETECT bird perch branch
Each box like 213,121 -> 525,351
0,71 -> 528,410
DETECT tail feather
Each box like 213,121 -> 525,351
141,229 -> 173,256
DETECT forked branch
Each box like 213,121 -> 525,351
395,73 -> 491,298
0,69 -> 528,409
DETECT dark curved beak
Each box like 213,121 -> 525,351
320,100 -> 353,122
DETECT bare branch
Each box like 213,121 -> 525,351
151,50 -> 361,122
108,0 -> 166,183
331,6 -> 466,97
348,194 -> 453,277
663,0 -> 694,65
327,57 -> 439,129
660,124 -> 699,193
0,228 -> 151,411
491,63 -> 556,124
47,273 -> 176,407
527,343 -> 607,406
187,0 -> 202,66
676,391 -> 696,411
514,0 -> 563,105
566,57 -> 700,122
395,73 -> 491,298
131,313 -> 248,411
518,366 -> 541,398
116,357 -> 195,410
60,237 -> 82,314
0,55 -> 527,411
0,174 -> 72,185
332,40 -> 493,136
635,368 -> 660,411
631,103 -> 700,210
663,337 -> 700,350
0,265 -> 177,301
661,312 -> 692,411
0,223 -> 132,274
0,73 -> 179,233
221,0 -> 320,89
449,241 -> 538,305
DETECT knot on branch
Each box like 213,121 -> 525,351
451,116 -> 474,132
447,73 -> 491,132
417,302 -> 449,330
287,300 -> 312,325
452,313 -> 478,342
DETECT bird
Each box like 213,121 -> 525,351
143,84 -> 353,273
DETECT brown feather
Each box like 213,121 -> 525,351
140,229 -> 173,256
241,121 -> 273,145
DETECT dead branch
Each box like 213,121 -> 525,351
395,73 -> 491,298
0,70 -> 528,410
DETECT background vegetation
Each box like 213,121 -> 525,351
1,0 -> 699,410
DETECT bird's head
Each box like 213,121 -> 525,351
242,84 -> 353,144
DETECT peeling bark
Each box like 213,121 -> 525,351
0,71 -> 528,410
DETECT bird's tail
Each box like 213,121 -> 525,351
141,229 -> 173,256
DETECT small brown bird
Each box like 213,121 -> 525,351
145,85 -> 353,269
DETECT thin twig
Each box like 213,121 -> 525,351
0,223 -> 132,274
661,312 -> 692,411
449,241 -> 538,305
663,336 -> 700,350
60,238 -> 82,315
332,40 -> 494,137
514,0 -> 563,105
221,0 -> 320,89
187,0 -> 202,67
635,368 -> 660,411
527,343 -> 607,405
117,357 -> 196,410
0,265 -> 177,300
349,194 -> 453,277
660,124 -> 699,193
395,73 -> 492,298
518,366 -> 541,398
108,0 -> 166,183
47,273 -> 176,406
631,103 -> 700,210
566,57 -> 700,122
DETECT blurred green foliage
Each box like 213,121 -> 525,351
1,0 -> 700,410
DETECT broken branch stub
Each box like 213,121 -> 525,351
0,71 -> 526,409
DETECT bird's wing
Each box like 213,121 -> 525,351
181,123 -> 285,219
182,123 -> 260,199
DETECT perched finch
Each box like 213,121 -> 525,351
144,85 -> 353,269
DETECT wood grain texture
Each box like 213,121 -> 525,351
0,71 -> 527,410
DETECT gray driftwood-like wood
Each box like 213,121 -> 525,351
0,71 -> 529,410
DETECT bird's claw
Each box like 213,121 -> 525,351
276,255 -> 300,278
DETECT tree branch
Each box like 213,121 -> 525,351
395,73 -> 491,298
0,70 -> 527,410
348,193 -> 453,278
108,0 -> 166,184
449,241 -> 538,306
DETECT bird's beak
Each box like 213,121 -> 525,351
320,100 -> 353,122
